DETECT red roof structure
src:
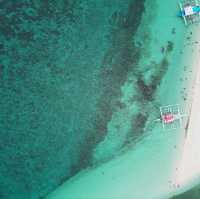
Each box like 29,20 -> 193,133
162,113 -> 175,124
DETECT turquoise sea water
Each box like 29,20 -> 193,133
0,1 -> 146,198
46,0 -> 190,198
0,0 -> 197,199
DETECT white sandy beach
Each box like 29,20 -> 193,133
171,25 -> 200,196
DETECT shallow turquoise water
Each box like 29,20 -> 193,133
0,0 -> 146,198
46,0 -> 192,198
0,0 -> 193,199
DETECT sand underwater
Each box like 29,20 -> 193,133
0,0 -> 199,199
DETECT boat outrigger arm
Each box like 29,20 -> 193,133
178,0 -> 200,25
179,2 -> 187,25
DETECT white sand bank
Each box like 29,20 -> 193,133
171,25 -> 200,196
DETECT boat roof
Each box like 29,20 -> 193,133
179,0 -> 200,25
184,6 -> 194,16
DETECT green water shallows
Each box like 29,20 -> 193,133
0,0 -> 147,198
47,0 -> 191,199
0,0 -> 131,198
0,0 -> 193,198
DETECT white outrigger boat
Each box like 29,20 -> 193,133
155,104 -> 187,130
178,0 -> 200,25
